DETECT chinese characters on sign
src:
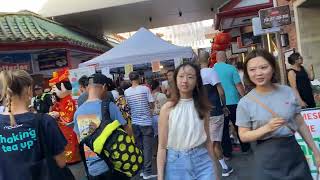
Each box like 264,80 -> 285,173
296,108 -> 320,179
259,5 -> 291,29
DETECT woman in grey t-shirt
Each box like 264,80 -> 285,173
236,49 -> 320,180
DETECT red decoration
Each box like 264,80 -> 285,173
49,69 -> 80,164
212,43 -> 230,51
209,32 -> 231,67
214,32 -> 232,45
49,68 -> 69,86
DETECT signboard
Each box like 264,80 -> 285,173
296,108 -> 320,179
252,17 -> 280,36
259,5 -> 291,29
0,53 -> 32,72
124,64 -> 133,77
69,67 -> 96,99
37,50 -> 68,71
152,61 -> 161,72
231,42 -> 247,54
240,32 -> 262,47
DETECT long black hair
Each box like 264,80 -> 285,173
170,62 -> 212,119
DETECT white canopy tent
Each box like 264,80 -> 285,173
79,27 -> 194,68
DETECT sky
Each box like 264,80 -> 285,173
0,0 -> 47,13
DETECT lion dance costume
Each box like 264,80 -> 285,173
49,68 -> 80,164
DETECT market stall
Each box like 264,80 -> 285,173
79,27 -> 194,69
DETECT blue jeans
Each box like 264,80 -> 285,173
132,125 -> 154,175
152,115 -> 159,136
165,145 -> 215,180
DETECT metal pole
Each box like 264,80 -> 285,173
273,0 -> 287,84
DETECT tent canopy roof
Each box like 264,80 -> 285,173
79,27 -> 194,68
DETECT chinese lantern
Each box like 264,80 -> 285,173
214,32 -> 231,45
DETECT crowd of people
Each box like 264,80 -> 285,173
0,48 -> 319,180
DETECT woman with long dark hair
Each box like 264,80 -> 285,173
157,62 -> 218,180
237,49 -> 320,180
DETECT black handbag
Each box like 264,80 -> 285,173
30,113 -> 75,180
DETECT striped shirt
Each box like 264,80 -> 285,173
124,85 -> 154,126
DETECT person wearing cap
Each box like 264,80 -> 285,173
124,71 -> 156,179
73,73 -> 128,180
77,76 -> 115,108
32,84 -> 53,113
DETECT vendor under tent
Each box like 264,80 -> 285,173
79,27 -> 194,68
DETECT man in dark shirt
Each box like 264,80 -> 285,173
33,85 -> 53,113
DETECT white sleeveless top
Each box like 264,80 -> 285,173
167,99 -> 207,150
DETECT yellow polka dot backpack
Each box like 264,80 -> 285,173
79,102 -> 143,178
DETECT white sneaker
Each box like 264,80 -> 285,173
222,166 -> 234,177
140,172 -> 144,177
143,173 -> 158,179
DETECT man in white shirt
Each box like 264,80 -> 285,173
124,71 -> 156,179
200,54 -> 234,177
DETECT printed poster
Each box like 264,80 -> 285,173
124,64 -> 133,77
76,113 -> 101,158
152,61 -> 161,72
295,108 -> 320,179
69,67 -> 95,99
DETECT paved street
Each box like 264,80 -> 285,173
69,148 -> 254,180
220,151 -> 253,180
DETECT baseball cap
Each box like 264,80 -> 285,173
88,73 -> 113,88
34,84 -> 42,90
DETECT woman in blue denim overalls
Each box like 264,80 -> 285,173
157,62 -> 219,180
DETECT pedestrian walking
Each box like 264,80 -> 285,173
214,51 -> 251,158
124,71 -> 157,179
199,54 -> 233,177
73,73 -> 128,180
237,49 -> 320,180
157,62 -> 218,180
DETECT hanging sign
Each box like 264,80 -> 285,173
124,64 -> 133,77
152,61 -> 161,72
252,17 -> 280,36
37,50 -> 68,71
259,5 -> 291,29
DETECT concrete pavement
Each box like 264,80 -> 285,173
69,151 -> 254,180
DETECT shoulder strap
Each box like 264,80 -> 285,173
247,95 -> 278,117
35,113 -> 49,157
101,100 -> 111,124
247,95 -> 296,133
79,141 -> 91,179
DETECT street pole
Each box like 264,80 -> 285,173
273,0 -> 288,84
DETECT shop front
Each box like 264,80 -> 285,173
0,11 -> 112,88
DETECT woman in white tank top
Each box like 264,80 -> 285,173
157,63 -> 218,180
